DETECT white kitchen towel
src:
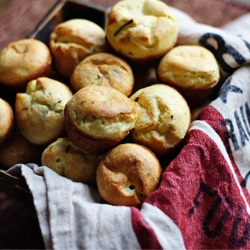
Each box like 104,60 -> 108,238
8,6 -> 250,250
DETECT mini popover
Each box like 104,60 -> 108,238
130,84 -> 191,156
157,45 -> 220,107
41,137 -> 103,186
15,77 -> 73,146
64,85 -> 137,153
50,18 -> 108,77
70,52 -> 134,96
96,143 -> 162,207
0,39 -> 52,90
105,0 -> 178,63
0,98 -> 14,144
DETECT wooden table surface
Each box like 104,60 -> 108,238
0,0 -> 250,51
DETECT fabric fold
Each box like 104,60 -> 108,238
7,6 -> 250,250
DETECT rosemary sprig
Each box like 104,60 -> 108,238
113,19 -> 133,37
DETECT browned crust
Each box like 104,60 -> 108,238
0,39 -> 52,90
0,98 -> 14,144
64,86 -> 137,152
96,143 -> 162,206
64,114 -> 125,153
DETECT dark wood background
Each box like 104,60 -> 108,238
0,0 -> 250,51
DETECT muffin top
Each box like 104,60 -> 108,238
42,137 -> 103,185
50,19 -> 108,77
105,0 -> 178,62
0,39 -> 52,87
15,77 -> 73,145
0,98 -> 14,144
157,45 -> 220,90
96,143 -> 162,206
65,85 -> 137,140
130,84 -> 191,156
70,52 -> 134,96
